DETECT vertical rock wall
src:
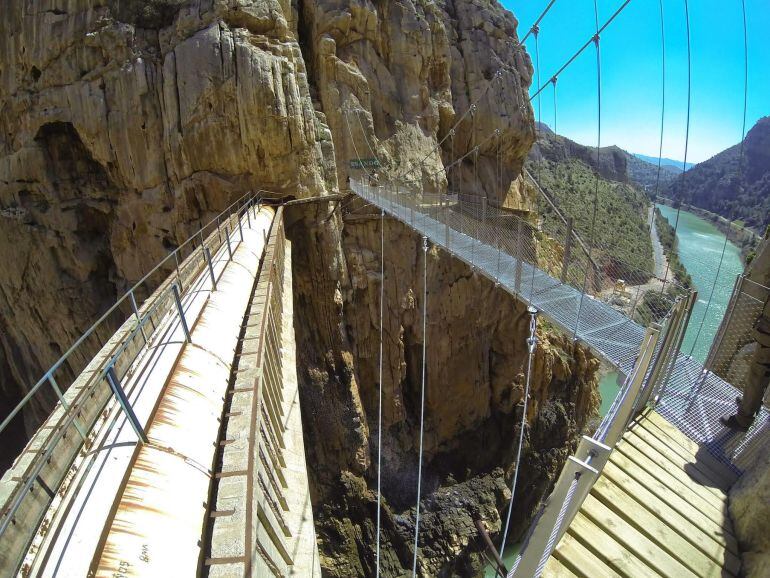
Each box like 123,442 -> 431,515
0,0 -> 599,575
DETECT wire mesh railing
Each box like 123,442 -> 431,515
0,191 -> 269,571
352,179 -> 689,374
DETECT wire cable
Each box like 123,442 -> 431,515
659,0 -> 692,293
530,0 -> 632,101
650,0 -> 667,215
574,0 -> 603,338
375,207 -> 385,576
687,0 -> 748,357
499,308 -> 539,558
411,236 -> 429,576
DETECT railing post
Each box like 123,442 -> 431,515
172,283 -> 192,342
106,366 -> 148,444
48,375 -> 88,442
129,289 -> 148,345
444,196 -> 450,248
204,247 -> 217,290
246,199 -> 252,227
657,290 -> 697,404
173,251 -> 183,292
224,224 -> 234,260
561,217 -> 573,283
237,208 -> 244,241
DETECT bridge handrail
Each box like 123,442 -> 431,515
0,191 -> 275,571
507,294 -> 694,577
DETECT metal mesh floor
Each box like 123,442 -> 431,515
354,183 -> 769,474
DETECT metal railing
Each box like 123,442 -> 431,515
0,190 -> 269,572
351,179 -> 689,375
506,292 -> 695,577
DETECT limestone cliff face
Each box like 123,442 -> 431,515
288,204 -> 599,575
0,0 -> 334,436
0,0 -> 598,575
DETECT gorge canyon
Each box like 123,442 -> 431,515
0,0 -> 600,575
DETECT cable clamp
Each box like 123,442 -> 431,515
593,33 -> 600,44
551,76 -> 558,85
422,236 -> 428,251
532,24 -> 540,36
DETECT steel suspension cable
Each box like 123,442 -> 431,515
659,0 -> 692,292
499,307 -> 539,559
687,0 -> 748,357
530,0 -> 632,101
651,0 -> 667,217
574,0 -> 602,339
411,236 -> 429,576
375,208 -> 385,576
552,78 -> 557,134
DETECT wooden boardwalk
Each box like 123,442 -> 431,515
543,409 -> 741,578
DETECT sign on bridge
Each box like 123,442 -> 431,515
349,158 -> 381,169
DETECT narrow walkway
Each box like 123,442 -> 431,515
351,182 -> 770,473
545,408 -> 740,578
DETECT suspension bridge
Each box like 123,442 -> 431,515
1,0 -> 768,576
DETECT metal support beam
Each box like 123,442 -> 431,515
225,225 -> 234,260
204,247 -> 217,290
129,290 -> 148,345
172,283 -> 192,342
106,367 -> 148,444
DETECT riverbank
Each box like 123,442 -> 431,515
656,197 -> 759,263
657,204 -> 744,362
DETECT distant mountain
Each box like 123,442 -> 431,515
625,154 -> 680,192
665,116 -> 770,231
633,153 -> 693,172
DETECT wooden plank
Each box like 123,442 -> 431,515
553,532 -> 619,578
608,452 -> 738,554
614,440 -> 729,522
543,556 -> 581,578
581,493 -> 699,578
591,475 -> 730,577
627,424 -> 734,494
601,461 -> 741,570
639,411 -> 738,486
568,512 -> 659,577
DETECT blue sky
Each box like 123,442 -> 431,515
502,0 -> 770,164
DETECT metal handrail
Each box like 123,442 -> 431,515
0,190 -> 277,438
0,190 -> 281,570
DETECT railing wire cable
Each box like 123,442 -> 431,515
411,236 -> 429,576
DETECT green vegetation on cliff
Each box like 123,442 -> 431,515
528,141 -> 654,280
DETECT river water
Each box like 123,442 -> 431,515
485,205 -> 743,576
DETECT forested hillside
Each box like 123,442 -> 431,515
665,116 -> 770,232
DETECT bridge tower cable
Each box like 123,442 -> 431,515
574,0 -> 603,339
375,207 -> 385,577
660,0 -> 692,293
650,0 -> 667,227
687,0 -> 749,358
411,236 -> 430,576
499,306 -> 539,559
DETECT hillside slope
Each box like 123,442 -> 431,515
529,128 -> 654,278
665,116 -> 770,231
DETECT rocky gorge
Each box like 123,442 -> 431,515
0,0 -> 600,575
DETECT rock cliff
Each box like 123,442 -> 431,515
0,0 -> 600,574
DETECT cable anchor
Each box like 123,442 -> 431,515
526,306 -> 539,354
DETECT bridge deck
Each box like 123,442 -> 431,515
352,183 -> 770,474
545,408 -> 740,578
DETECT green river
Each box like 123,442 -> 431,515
485,204 -> 744,576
